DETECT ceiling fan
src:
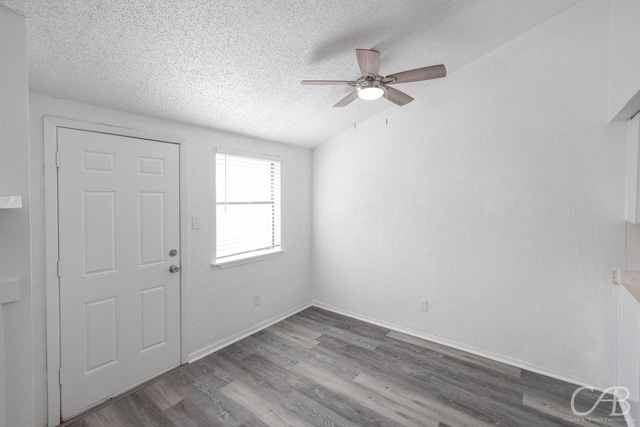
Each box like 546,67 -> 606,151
301,49 -> 446,107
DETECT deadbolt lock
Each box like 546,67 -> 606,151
169,249 -> 178,257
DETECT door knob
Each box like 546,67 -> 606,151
169,265 -> 180,273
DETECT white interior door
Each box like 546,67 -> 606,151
58,128 -> 181,419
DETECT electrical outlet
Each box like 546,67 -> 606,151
419,300 -> 428,312
253,294 -> 261,307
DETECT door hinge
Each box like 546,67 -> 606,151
56,150 -> 60,168
57,260 -> 61,277
59,368 -> 63,385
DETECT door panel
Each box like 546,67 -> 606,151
81,150 -> 116,174
138,191 -> 166,267
81,190 -> 118,276
58,128 -> 180,419
139,285 -> 167,352
138,156 -> 165,176
83,296 -> 119,374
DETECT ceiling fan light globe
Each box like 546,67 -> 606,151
357,86 -> 384,101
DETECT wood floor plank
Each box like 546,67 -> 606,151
292,380 -> 408,427
314,333 -> 387,372
296,307 -> 390,340
317,329 -> 526,409
373,338 -> 526,406
318,324 -> 382,350
220,380 -> 314,427
294,361 -> 439,427
299,343 -> 362,382
205,353 -> 265,390
264,322 -> 320,349
163,396 -> 221,427
518,370 -> 596,405
516,371 -> 627,424
139,377 -> 184,411
279,389 -> 360,427
99,392 -> 171,427
76,406 -> 129,427
354,372 -> 496,427
216,339 -> 256,361
276,318 -> 323,340
208,351 -> 343,426
295,381 -> 405,427
185,385 -> 255,427
290,312 -> 383,350
237,416 -> 269,427
232,353 -> 300,394
186,357 -> 235,389
387,330 -> 522,378
438,386 -> 582,427
238,333 -> 310,369
314,333 -> 446,394
522,393 -> 606,427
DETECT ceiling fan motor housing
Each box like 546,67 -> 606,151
358,78 -> 384,90
357,79 -> 385,100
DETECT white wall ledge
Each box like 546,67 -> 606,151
616,270 -> 640,304
0,196 -> 22,209
213,249 -> 284,269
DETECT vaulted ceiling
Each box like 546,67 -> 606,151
0,0 -> 579,147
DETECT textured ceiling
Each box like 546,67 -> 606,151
1,0 -> 579,147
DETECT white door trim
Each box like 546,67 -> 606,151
44,116 -> 189,427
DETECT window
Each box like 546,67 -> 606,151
215,149 -> 281,265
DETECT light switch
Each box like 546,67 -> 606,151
191,215 -> 201,230
0,279 -> 19,304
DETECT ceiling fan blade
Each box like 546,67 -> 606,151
333,91 -> 359,107
301,80 -> 356,86
356,49 -> 380,76
385,86 -> 414,106
386,64 -> 446,84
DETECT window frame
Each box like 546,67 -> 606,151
213,147 -> 283,268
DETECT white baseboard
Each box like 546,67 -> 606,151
312,300 -> 609,391
188,302 -> 312,363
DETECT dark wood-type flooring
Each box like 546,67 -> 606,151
66,307 -> 627,426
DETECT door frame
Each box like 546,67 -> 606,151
44,116 -> 189,426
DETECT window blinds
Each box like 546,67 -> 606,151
215,151 -> 281,261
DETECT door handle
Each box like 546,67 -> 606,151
169,265 -> 180,273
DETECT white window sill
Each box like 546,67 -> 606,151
213,249 -> 284,269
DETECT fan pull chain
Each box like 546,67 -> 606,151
353,105 -> 357,130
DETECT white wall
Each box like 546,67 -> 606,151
28,94 -> 312,426
0,7 -> 34,427
608,0 -> 640,121
312,0 -> 626,388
